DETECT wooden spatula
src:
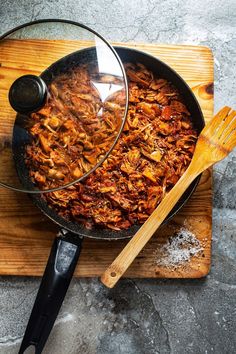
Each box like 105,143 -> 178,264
101,106 -> 236,288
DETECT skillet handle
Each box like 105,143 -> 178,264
18,233 -> 83,354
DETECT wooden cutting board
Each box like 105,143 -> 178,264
0,40 -> 213,278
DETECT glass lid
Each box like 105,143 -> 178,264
0,19 -> 128,193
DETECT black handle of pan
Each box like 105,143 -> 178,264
18,232 -> 83,354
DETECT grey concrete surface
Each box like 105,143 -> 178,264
0,0 -> 235,353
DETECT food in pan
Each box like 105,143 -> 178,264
26,62 -> 198,230
25,64 -> 125,187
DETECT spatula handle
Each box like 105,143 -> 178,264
101,167 -> 198,288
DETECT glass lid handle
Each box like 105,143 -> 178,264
9,75 -> 48,114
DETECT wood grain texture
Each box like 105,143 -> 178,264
0,40 -> 213,278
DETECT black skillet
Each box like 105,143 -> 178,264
13,47 -> 204,354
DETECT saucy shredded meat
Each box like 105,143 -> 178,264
25,63 -> 125,188
26,62 -> 198,231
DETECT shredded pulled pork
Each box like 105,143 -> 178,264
25,64 -> 125,189
27,62 -> 198,230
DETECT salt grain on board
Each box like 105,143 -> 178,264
154,228 -> 203,267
